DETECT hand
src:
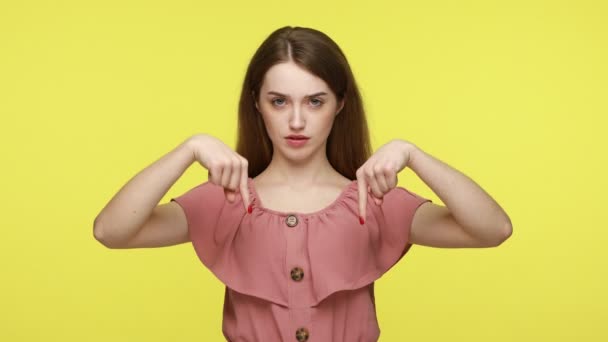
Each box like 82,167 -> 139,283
189,134 -> 250,212
356,139 -> 417,223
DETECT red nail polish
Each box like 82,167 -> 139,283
359,216 -> 365,225
248,204 -> 253,214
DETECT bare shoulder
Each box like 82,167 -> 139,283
283,174 -> 352,192
333,174 -> 353,189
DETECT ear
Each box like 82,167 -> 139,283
252,91 -> 260,112
336,98 -> 345,115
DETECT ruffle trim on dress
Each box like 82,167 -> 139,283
176,180 -> 431,307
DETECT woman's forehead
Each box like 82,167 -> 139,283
261,62 -> 330,95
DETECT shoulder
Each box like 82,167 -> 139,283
172,180 -> 224,200
385,185 -> 430,204
379,185 -> 432,228
170,181 -> 228,216
334,175 -> 354,189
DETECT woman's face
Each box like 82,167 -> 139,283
255,61 -> 344,162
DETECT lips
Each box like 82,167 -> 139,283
286,135 -> 309,140
285,135 -> 310,147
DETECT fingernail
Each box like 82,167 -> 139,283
248,204 -> 253,214
359,216 -> 365,225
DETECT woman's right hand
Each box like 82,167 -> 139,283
189,134 -> 251,211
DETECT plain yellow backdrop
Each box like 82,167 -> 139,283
1,0 -> 606,340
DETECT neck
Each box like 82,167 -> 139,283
259,146 -> 337,186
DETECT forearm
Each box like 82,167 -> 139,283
93,136 -> 198,245
406,143 -> 512,244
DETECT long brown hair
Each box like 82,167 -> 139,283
236,26 -> 372,180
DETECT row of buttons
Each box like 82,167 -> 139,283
286,214 -> 309,341
287,216 -> 304,281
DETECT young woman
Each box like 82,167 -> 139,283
94,26 -> 512,342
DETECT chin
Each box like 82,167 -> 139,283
281,144 -> 322,161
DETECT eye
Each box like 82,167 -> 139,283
310,98 -> 324,107
270,97 -> 324,107
271,98 -> 286,106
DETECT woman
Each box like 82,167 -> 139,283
94,26 -> 512,342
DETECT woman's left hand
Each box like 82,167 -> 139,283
356,139 -> 417,224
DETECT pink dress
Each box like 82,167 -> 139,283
171,177 -> 431,341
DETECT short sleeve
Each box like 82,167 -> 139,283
305,184 -> 432,305
170,181 -> 223,241
351,186 -> 432,288
378,186 -> 432,261
170,181 -> 245,270
171,182 -> 289,305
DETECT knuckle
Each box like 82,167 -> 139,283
209,163 -> 221,173
217,159 -> 230,169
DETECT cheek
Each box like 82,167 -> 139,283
260,113 -> 280,137
321,114 -> 337,132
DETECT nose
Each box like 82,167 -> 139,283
288,106 -> 305,130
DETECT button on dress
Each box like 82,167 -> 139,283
171,177 -> 432,341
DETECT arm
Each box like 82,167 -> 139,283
93,135 -> 199,248
406,144 -> 512,247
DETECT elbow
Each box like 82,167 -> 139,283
93,218 -> 109,247
491,220 -> 513,247
93,218 -> 120,249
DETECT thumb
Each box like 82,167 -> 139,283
373,196 -> 383,205
357,178 -> 367,225
225,189 -> 236,202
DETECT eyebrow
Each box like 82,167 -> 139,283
266,91 -> 328,97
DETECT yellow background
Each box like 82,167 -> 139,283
1,0 -> 606,340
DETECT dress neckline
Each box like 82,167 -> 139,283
247,177 -> 358,218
